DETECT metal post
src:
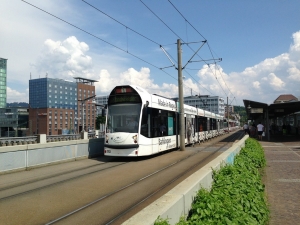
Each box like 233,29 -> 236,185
266,108 -> 270,141
177,39 -> 185,151
82,102 -> 85,132
227,97 -> 229,131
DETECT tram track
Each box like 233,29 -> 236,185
0,161 -> 130,200
0,131 -> 244,225
45,131 -> 244,225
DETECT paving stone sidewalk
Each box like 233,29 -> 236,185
260,135 -> 300,225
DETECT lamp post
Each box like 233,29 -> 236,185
78,95 -> 96,132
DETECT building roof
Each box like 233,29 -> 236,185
73,77 -> 98,84
273,94 -> 298,103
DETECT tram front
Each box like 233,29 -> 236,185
104,85 -> 143,156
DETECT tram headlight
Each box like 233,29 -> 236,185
132,134 -> 138,143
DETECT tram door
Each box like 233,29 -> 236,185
185,115 -> 195,144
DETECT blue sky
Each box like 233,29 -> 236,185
1,0 -> 300,106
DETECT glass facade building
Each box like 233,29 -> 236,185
29,77 -> 97,135
0,58 -> 7,108
29,78 -> 77,109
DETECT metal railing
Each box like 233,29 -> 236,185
0,131 -> 104,147
0,136 -> 37,146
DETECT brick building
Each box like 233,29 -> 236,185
29,77 -> 97,135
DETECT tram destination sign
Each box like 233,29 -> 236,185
250,108 -> 263,113
109,95 -> 141,104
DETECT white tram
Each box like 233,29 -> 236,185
104,85 -> 227,157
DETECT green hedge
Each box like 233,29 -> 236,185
155,138 -> 269,225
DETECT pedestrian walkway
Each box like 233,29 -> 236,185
260,134 -> 300,225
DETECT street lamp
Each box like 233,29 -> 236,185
78,95 -> 96,132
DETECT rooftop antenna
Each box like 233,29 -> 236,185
46,72 -> 48,78
30,72 -> 31,80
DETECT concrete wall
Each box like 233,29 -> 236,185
0,138 -> 104,174
122,135 -> 248,225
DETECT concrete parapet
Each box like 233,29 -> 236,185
37,134 -> 47,144
81,131 -> 88,140
0,138 -> 104,174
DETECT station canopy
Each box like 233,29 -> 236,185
243,99 -> 300,120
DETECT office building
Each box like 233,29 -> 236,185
0,58 -> 7,108
75,77 -> 97,132
95,95 -> 108,115
175,95 -> 225,116
0,107 -> 28,137
29,77 -> 97,135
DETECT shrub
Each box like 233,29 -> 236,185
155,138 -> 269,225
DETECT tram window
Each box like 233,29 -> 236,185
107,104 -> 141,133
140,107 -> 150,137
197,117 -> 208,132
147,108 -> 175,138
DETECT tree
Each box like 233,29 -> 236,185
234,106 -> 247,124
96,115 -> 106,129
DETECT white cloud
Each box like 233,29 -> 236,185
267,73 -> 285,90
3,4 -> 300,107
253,81 -> 260,89
34,36 -> 94,80
287,67 -> 300,81
6,87 -> 28,103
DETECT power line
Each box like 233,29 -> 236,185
23,0 -> 230,106
167,0 -> 237,103
21,0 -> 179,82
139,0 -> 218,97
86,0 -> 221,99
82,0 -> 161,46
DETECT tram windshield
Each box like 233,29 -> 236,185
106,103 -> 142,133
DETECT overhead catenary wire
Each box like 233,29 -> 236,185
21,0 -> 180,83
139,0 -> 219,97
140,0 -> 227,98
79,0 -> 204,97
23,0 -> 230,104
167,0 -> 238,104
81,0 -> 201,96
